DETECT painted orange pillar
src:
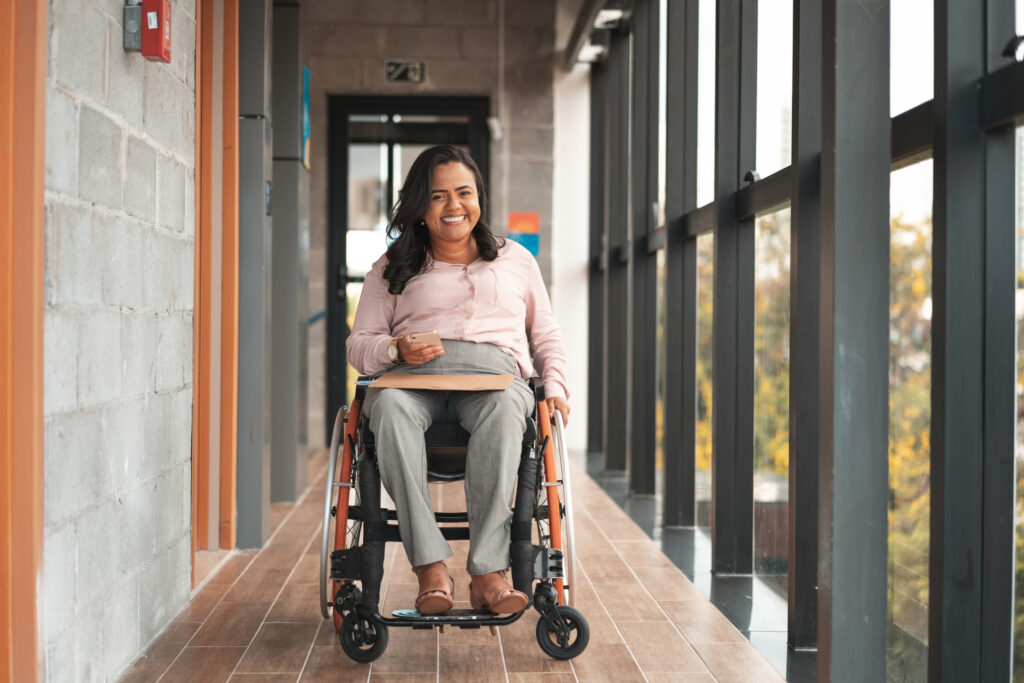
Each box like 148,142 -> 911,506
0,0 -> 47,679
219,0 -> 239,550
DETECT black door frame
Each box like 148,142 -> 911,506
325,95 -> 491,444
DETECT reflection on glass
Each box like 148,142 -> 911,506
890,0 -> 933,116
1011,126 -> 1024,678
348,143 -> 387,231
755,0 -> 793,178
754,208 -> 790,587
887,160 -> 933,681
696,233 -> 714,526
696,0 -> 716,207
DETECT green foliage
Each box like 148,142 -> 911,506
753,210 -> 791,479
886,214 -> 932,680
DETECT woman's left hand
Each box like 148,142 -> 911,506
545,397 -> 570,427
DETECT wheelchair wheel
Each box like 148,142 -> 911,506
339,611 -> 389,663
535,606 -> 589,660
551,408 -> 578,608
536,400 -> 571,606
319,402 -> 364,628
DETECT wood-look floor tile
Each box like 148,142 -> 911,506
368,674 -> 435,682
236,622 -> 319,674
589,581 -> 666,621
314,619 -> 338,647
660,600 -> 747,644
290,552 -> 320,585
575,552 -> 635,583
223,566 -> 295,605
498,616 -> 573,674
191,600 -> 271,647
267,582 -> 320,623
644,674 -> 718,682
271,503 -> 294,536
206,551 -> 261,586
160,646 -> 246,683
438,643 -> 505,681
119,621 -> 201,682
175,581 -> 233,623
691,642 -> 785,682
508,674 -> 576,682
369,628 -> 437,674
298,646 -> 370,682
632,566 -> 705,602
612,540 -> 677,569
230,675 -> 299,682
569,642 -> 646,682
617,621 -> 708,673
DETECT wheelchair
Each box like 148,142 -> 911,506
319,375 -> 589,663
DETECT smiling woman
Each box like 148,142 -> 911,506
346,143 -> 570,617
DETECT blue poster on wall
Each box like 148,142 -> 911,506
302,67 -> 310,170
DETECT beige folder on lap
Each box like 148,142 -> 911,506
370,373 -> 515,391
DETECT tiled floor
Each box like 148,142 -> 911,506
119,451 -> 784,682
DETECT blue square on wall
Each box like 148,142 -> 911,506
508,232 -> 539,256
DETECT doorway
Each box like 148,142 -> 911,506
324,96 -> 490,444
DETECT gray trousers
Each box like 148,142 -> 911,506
362,341 -> 534,575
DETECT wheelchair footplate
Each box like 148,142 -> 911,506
390,608 -> 525,629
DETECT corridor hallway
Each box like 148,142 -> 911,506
120,451 -> 782,682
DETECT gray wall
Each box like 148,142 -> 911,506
42,0 -> 197,680
304,0 -> 556,445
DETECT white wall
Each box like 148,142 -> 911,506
552,62 -> 591,456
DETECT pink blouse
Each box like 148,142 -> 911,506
347,240 -> 569,399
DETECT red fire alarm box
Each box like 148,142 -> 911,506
141,0 -> 171,63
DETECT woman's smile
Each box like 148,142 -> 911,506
421,161 -> 482,251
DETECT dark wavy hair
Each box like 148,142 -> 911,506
382,145 -> 503,294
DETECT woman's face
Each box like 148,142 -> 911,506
421,162 -> 481,246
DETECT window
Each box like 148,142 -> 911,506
696,0 -> 716,207
890,0 -> 933,116
887,160 -> 933,681
755,0 -> 793,178
696,233 -> 714,525
753,207 -> 791,585
1011,123 -> 1024,679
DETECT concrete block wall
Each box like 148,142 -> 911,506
43,0 -> 197,679
304,0 -> 556,446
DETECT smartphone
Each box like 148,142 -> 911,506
408,331 -> 443,347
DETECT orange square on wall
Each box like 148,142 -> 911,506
508,212 -> 540,234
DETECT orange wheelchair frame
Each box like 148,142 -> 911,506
319,376 -> 588,662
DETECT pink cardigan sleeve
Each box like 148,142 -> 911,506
346,257 -> 396,376
524,257 -> 569,400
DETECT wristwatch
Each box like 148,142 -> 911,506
386,337 -> 401,364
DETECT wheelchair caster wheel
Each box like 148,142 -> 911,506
535,606 -> 589,660
339,612 -> 389,663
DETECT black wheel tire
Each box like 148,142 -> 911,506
535,606 -> 589,660
339,612 -> 389,663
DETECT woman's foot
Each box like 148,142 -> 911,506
469,570 -> 528,614
413,561 -> 454,615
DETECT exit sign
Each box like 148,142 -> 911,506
386,61 -> 425,83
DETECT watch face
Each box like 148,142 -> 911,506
388,341 -> 398,361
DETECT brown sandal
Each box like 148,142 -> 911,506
469,570 -> 528,615
412,561 -> 454,615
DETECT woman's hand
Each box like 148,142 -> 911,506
396,334 -> 445,365
545,397 -> 570,426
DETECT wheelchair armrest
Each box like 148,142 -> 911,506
530,377 -> 546,402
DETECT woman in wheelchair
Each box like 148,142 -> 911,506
346,144 -> 571,618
